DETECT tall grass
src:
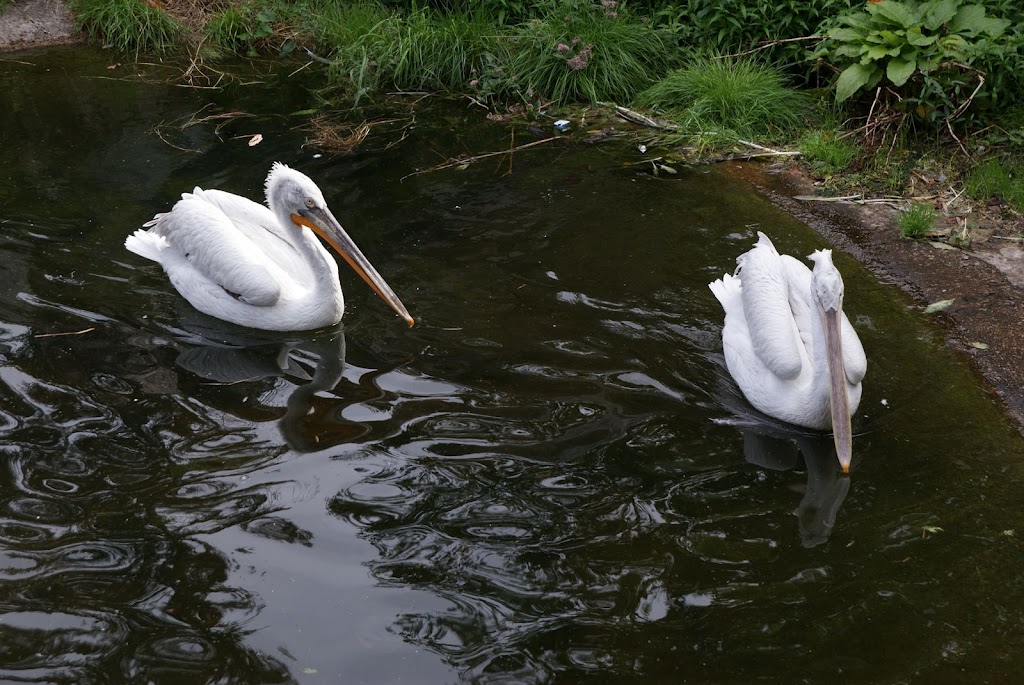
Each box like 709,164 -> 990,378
635,57 -> 809,140
799,129 -> 859,174
69,0 -> 184,54
508,0 -> 669,104
301,2 -> 499,102
965,158 -> 1024,212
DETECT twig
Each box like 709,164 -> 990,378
153,125 -> 201,153
736,140 -> 799,156
948,73 -> 985,122
34,327 -> 95,339
301,47 -> 335,65
717,35 -> 825,59
730,150 -> 801,161
401,136 -> 561,180
614,106 -> 677,130
947,119 -> 969,157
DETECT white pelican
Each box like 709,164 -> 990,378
125,163 -> 413,331
709,232 -> 866,473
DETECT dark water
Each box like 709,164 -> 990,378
3,47 -> 1024,684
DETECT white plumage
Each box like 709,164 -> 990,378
126,163 -> 413,331
710,232 -> 866,472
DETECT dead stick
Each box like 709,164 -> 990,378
402,136 -> 561,180
717,35 -> 825,59
35,327 -> 96,339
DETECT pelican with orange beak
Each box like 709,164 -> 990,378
125,163 -> 413,331
709,232 -> 866,473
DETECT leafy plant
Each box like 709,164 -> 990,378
635,56 -> 809,140
814,0 -> 1012,125
898,201 -> 937,238
648,0 -> 859,69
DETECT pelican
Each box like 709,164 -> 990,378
125,163 -> 413,331
709,232 -> 867,473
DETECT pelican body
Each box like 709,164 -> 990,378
125,163 -> 413,331
709,232 -> 866,472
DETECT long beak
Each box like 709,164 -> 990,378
820,304 -> 853,473
294,208 -> 414,327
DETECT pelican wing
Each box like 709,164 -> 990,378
735,235 -> 806,380
151,194 -> 282,306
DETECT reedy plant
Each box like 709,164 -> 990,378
635,56 -> 809,141
69,0 -> 184,55
509,0 -> 669,104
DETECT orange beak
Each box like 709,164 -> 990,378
292,209 -> 414,327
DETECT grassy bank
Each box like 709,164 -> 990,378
57,0 -> 1024,241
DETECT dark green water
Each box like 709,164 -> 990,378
2,47 -> 1024,684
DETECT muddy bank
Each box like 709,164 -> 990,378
0,0 -> 78,51
726,161 -> 1024,429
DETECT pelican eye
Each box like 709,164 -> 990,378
304,197 -> 316,210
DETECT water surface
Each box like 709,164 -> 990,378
2,47 -> 1024,683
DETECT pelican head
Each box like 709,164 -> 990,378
808,249 -> 853,473
266,163 -> 414,327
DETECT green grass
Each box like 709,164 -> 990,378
898,201 -> 937,239
799,129 -> 859,175
69,0 -> 184,54
299,2 -> 501,103
965,159 -> 1024,212
634,57 -> 809,141
508,0 -> 669,104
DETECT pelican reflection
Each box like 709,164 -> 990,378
174,327 -> 367,451
739,422 -> 850,548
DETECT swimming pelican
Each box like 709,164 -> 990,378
125,163 -> 413,331
709,232 -> 866,473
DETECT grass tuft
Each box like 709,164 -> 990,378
965,159 -> 1024,212
509,0 -> 669,104
898,201 -> 937,239
634,56 -> 809,141
69,0 -> 185,55
799,129 -> 859,175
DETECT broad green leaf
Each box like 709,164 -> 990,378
906,29 -> 938,46
839,13 -> 872,29
871,1 -> 921,29
828,27 -> 866,42
877,30 -> 902,45
866,45 -> 894,61
835,63 -> 876,102
922,0 -> 958,30
887,56 -> 916,86
951,5 -> 1011,37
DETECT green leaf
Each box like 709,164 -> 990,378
828,27 -> 866,42
871,1 -> 921,29
866,45 -> 895,61
971,341 -> 989,350
951,5 -> 1010,37
923,0 -> 959,30
835,63 -> 876,102
887,56 -> 917,86
906,30 -> 938,47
